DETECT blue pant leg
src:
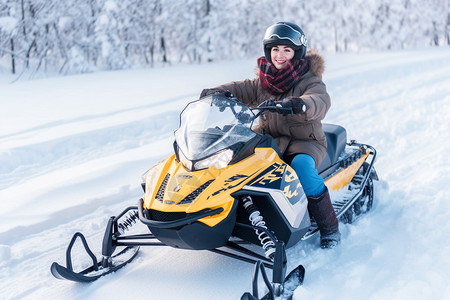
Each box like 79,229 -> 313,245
290,154 -> 326,197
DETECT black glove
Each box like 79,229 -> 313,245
275,99 -> 295,116
284,97 -> 307,114
200,88 -> 234,98
259,99 -> 295,115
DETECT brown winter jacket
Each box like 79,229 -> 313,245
203,50 -> 330,168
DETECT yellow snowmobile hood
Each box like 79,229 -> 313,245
143,148 -> 287,227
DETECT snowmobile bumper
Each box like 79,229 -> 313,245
138,198 -> 238,250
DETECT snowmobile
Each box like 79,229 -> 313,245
51,93 -> 378,300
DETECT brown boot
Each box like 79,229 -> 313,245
307,188 -> 341,248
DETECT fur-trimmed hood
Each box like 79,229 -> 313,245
305,49 -> 325,78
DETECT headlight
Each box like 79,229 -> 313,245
141,161 -> 164,196
194,149 -> 234,170
141,168 -> 152,183
178,149 -> 193,171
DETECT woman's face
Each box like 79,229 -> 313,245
270,45 -> 295,69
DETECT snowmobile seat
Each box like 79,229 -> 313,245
318,124 -> 347,173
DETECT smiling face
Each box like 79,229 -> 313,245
270,45 -> 295,70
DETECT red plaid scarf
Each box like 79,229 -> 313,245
258,56 -> 309,95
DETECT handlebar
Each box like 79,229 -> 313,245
253,101 -> 294,117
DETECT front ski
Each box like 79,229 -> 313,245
278,264 -> 305,299
51,245 -> 140,282
241,262 -> 305,300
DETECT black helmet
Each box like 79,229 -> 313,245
263,22 -> 308,62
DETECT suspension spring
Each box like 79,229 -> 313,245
117,210 -> 139,235
241,196 -> 276,260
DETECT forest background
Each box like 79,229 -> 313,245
0,0 -> 449,76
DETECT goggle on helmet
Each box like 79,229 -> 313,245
263,22 -> 308,61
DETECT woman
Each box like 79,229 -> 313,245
201,22 -> 340,248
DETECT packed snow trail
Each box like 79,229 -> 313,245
0,47 -> 449,299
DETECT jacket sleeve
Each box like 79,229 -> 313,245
294,76 -> 331,122
212,78 -> 260,106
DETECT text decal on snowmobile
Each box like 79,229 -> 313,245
211,174 -> 250,197
249,163 -> 284,187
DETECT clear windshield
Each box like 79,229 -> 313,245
174,95 -> 257,161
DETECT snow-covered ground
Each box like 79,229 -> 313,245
1,47 -> 449,299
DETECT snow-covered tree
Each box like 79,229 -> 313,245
0,0 -> 449,75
